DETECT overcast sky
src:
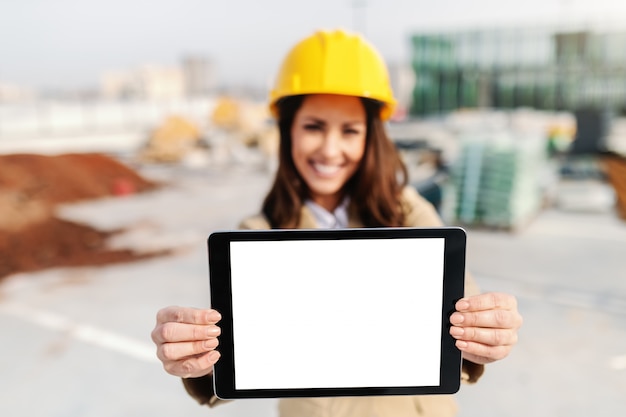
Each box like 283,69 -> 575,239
2,0 -> 626,92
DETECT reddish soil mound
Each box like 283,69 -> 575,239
0,153 -> 156,205
0,218 -> 168,279
604,154 -> 626,220
0,153 -> 167,280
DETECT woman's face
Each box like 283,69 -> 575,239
291,94 -> 367,211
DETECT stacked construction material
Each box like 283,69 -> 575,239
446,133 -> 547,230
448,138 -> 486,225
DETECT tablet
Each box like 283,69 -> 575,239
207,227 -> 466,399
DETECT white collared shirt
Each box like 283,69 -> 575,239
304,197 -> 350,229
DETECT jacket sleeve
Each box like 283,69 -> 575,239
400,186 -> 485,384
182,374 -> 228,408
238,214 -> 271,230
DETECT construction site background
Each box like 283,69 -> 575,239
1,95 -> 626,280
1,21 -> 626,417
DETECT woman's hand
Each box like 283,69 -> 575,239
151,306 -> 222,378
449,292 -> 523,365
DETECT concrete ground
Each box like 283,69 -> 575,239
0,162 -> 624,417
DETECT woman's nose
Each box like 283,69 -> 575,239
320,130 -> 341,157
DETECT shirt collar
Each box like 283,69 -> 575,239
304,196 -> 351,229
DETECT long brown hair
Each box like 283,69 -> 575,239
261,95 -> 408,228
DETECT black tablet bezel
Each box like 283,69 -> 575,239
208,227 -> 466,400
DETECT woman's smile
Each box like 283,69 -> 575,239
310,161 -> 344,177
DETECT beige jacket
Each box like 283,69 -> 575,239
183,186 -> 484,417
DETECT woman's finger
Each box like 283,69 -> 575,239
151,322 -> 221,344
456,340 -> 512,364
156,306 -> 221,326
455,293 -> 518,312
450,308 -> 522,330
450,325 -> 518,347
163,350 -> 221,378
157,338 -> 220,362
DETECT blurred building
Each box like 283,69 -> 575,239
101,65 -> 186,100
410,25 -> 626,117
387,62 -> 415,120
182,56 -> 216,97
0,83 -> 36,102
100,56 -> 216,101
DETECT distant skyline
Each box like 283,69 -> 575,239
2,0 -> 626,93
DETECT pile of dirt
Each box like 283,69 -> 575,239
0,153 -> 167,280
604,154 -> 626,220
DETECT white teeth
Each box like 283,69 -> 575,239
313,163 -> 341,175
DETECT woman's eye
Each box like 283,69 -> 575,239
344,128 -> 361,135
304,124 -> 322,131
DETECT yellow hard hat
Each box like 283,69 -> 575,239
269,29 -> 397,120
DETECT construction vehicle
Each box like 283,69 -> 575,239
139,115 -> 204,163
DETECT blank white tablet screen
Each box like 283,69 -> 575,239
229,238 -> 445,390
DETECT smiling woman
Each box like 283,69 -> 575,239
151,28 -> 523,417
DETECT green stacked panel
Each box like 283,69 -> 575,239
479,137 -> 545,228
448,134 -> 547,229
449,138 -> 487,224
